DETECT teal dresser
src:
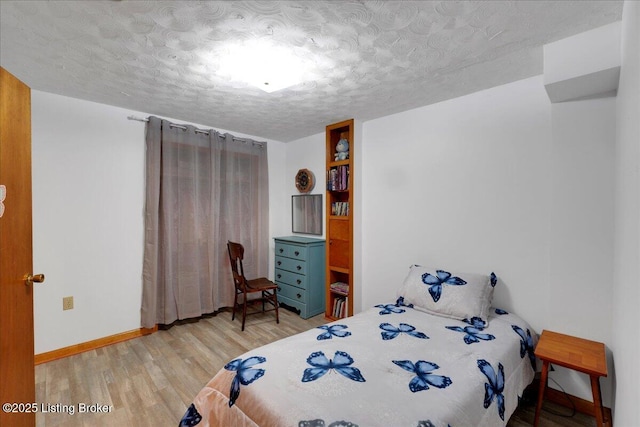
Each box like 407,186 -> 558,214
274,236 -> 325,319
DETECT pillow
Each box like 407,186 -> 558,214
396,265 -> 496,323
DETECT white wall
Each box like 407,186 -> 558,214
285,73 -> 618,405
361,76 -> 553,325
279,132 -> 326,238
267,136 -> 287,279
548,97 -> 615,403
358,75 -> 616,405
31,91 -> 287,353
32,91 -> 146,354
612,1 -> 640,425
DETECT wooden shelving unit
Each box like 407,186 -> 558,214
325,119 -> 354,320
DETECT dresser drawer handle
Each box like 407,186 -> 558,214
277,261 -> 282,265
294,251 -> 300,256
279,248 -> 283,253
297,279 -> 302,285
277,286 -> 282,292
296,293 -> 302,299
277,274 -> 281,279
296,265 -> 302,270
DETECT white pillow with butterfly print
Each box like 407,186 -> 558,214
397,265 -> 496,324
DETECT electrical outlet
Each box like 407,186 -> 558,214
62,296 -> 74,311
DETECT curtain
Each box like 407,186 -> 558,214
141,116 -> 269,328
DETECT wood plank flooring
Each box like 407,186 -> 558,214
35,309 -> 598,426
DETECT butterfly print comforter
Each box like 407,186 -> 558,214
180,304 -> 537,427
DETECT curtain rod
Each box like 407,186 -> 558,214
127,115 -> 264,148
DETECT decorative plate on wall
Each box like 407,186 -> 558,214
295,169 -> 315,193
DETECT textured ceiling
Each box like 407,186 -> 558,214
0,1 -> 623,142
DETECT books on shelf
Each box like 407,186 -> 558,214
331,201 -> 349,216
332,296 -> 349,318
327,165 -> 349,191
330,281 -> 349,295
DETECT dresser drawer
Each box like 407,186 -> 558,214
275,255 -> 307,275
273,236 -> 325,319
276,282 -> 308,304
274,268 -> 306,289
275,242 -> 308,260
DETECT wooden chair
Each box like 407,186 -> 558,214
227,241 -> 279,331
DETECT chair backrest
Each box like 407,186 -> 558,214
227,241 -> 247,291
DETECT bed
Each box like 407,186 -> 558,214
180,266 -> 538,427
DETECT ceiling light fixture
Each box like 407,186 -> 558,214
217,40 -> 313,93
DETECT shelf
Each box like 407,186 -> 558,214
325,119 -> 354,320
328,159 -> 350,167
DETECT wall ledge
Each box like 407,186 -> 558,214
545,66 -> 620,103
543,21 -> 621,104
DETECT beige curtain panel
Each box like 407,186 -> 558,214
141,116 -> 269,328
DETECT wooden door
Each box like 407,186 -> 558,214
0,67 -> 38,427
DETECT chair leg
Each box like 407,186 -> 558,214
232,290 -> 238,321
273,290 -> 279,324
241,294 -> 247,331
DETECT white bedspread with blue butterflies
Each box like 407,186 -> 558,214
180,304 -> 537,427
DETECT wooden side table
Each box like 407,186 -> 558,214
534,330 -> 608,427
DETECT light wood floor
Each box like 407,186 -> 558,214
35,309 -> 597,426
